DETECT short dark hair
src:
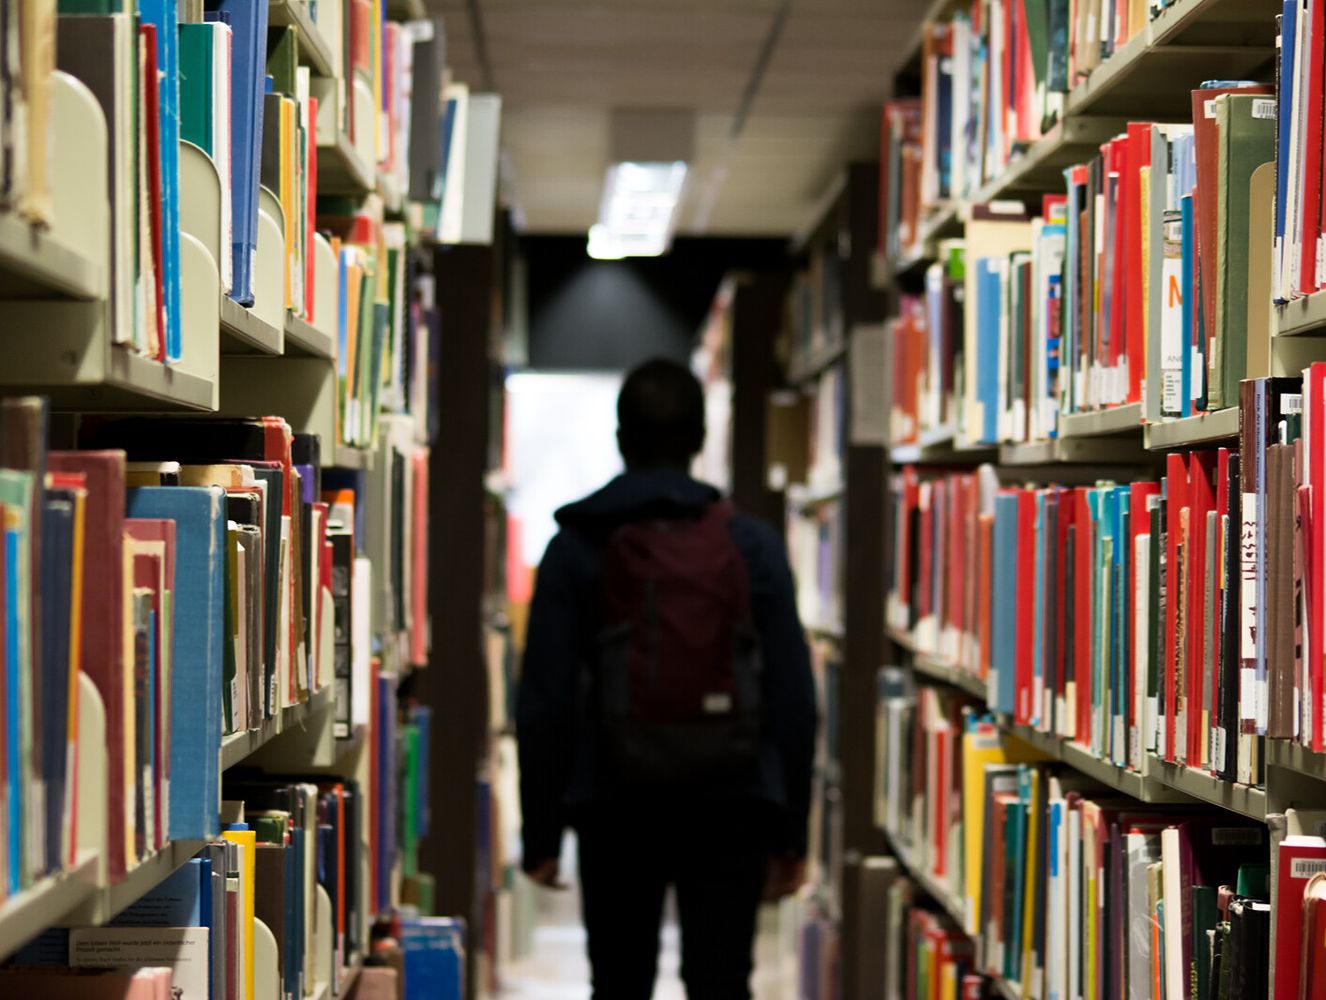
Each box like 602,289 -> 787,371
617,359 -> 706,468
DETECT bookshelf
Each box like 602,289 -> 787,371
870,0 -> 1322,996
779,164 -> 890,998
0,4 -> 495,1000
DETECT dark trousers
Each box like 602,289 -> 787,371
575,796 -> 773,1000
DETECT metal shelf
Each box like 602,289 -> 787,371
0,212 -> 104,299
317,130 -> 375,197
1143,407 -> 1240,449
70,838 -> 208,927
890,425 -> 997,465
332,444 -> 375,471
1276,292 -> 1326,337
1057,402 -> 1143,438
787,341 -> 847,387
220,295 -> 284,355
284,313 -> 335,360
220,684 -> 335,771
1266,739 -> 1326,784
999,435 -> 1151,465
1146,756 -> 1267,821
0,850 -> 100,962
268,0 -> 336,77
35,351 -> 217,413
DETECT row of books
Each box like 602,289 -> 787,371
788,242 -> 844,377
903,0 -> 1160,254
886,371 -> 1326,787
877,682 -> 1288,1000
888,78 -> 1281,446
1,746 -> 442,1000
0,401 -> 431,902
41,0 -> 463,422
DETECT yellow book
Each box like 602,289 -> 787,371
962,713 -> 1048,936
1020,768 -> 1041,995
223,826 -> 257,1000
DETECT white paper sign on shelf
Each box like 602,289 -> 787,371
849,323 -> 888,446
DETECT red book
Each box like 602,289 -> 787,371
140,26 -> 166,361
1124,123 -> 1151,404
1190,84 -> 1274,350
1303,874 -> 1326,998
1015,489 -> 1036,725
1311,363 -> 1326,750
919,482 -> 934,629
1186,452 -> 1216,766
49,451 -> 127,878
1105,136 -> 1128,391
1074,487 -> 1093,744
1164,455 -> 1189,761
1303,0 -> 1326,294
947,475 -> 965,652
933,719 -> 949,876
1013,0 -> 1037,142
1274,836 -> 1326,1000
1213,447 -> 1232,749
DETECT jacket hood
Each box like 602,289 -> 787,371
554,468 -> 721,531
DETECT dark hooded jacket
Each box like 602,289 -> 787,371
516,467 -> 818,868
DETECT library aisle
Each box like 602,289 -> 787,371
10,1 -> 1326,999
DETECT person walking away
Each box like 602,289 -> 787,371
516,358 -> 818,1000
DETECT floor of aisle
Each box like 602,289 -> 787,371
499,868 -> 797,999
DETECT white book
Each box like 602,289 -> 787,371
1066,805 -> 1082,1000
1125,828 -> 1163,1000
213,22 -> 233,294
1133,532 -> 1150,770
70,926 -> 210,1000
1160,827 -> 1186,1000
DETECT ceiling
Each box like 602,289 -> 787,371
427,0 -> 927,237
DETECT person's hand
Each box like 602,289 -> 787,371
763,854 -> 807,901
524,857 -> 568,890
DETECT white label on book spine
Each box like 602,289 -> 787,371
1212,726 -> 1226,772
1240,667 -> 1257,722
1291,858 -> 1326,879
1251,98 -> 1277,120
1204,98 -> 1219,119
1240,492 -> 1259,661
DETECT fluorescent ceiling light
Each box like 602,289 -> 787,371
586,160 -> 688,260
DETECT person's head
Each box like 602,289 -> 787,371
616,358 -> 706,470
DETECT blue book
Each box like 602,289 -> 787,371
138,0 -> 181,360
936,58 -> 953,197
39,493 -> 74,876
977,258 -> 1003,444
113,855 -> 206,926
991,492 -> 1019,714
1180,193 -> 1195,417
4,522 -> 22,893
1277,2 -> 1297,304
212,0 -> 269,306
126,486 -> 225,841
400,918 -> 465,1000
1113,487 -> 1130,763
411,704 -> 432,838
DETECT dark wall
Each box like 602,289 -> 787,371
523,235 -> 787,371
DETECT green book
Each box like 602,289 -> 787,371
178,22 -> 214,155
251,811 -> 290,845
1213,92 -> 1275,409
265,25 -> 299,99
1235,861 -> 1270,899
401,723 -> 420,877
57,0 -> 129,12
1023,0 -> 1051,87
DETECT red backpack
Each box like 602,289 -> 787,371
594,501 -> 763,786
